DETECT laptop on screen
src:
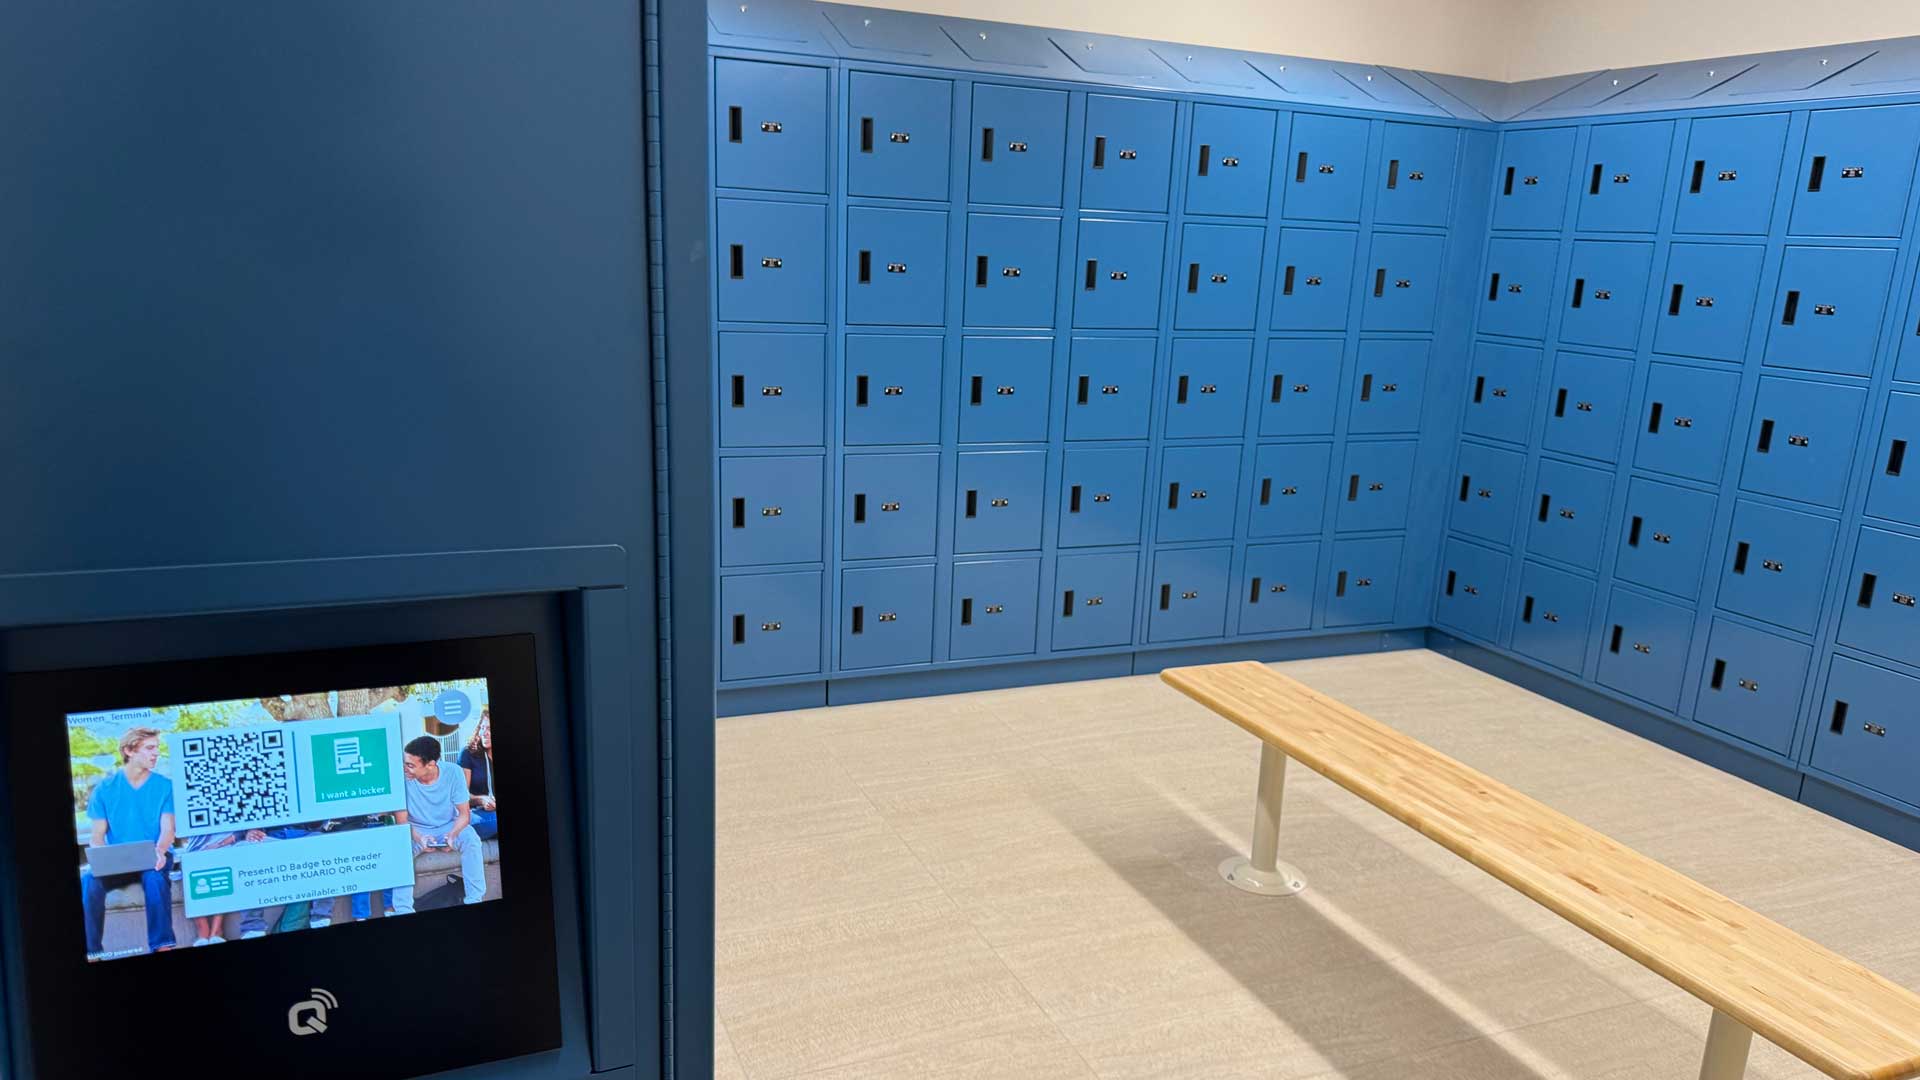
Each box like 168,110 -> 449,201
85,841 -> 157,877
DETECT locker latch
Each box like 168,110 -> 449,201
761,385 -> 784,396
1305,276 -> 1323,286
1633,642 -> 1652,654
1813,304 -> 1837,316
1717,169 -> 1737,181
1695,296 -> 1715,307
1841,166 -> 1865,178
1380,382 -> 1399,393
1210,273 -> 1229,283
761,257 -> 783,268
1110,270 -> 1128,281
1002,266 -> 1022,277
1864,722 -> 1888,736
1762,559 -> 1785,572
1407,171 -> 1425,180
984,604 -> 1005,615
1737,678 -> 1759,692
1293,383 -> 1311,393
760,621 -> 783,631
1368,481 -> 1385,492
1576,400 -> 1594,412
1542,611 -> 1560,622
1093,492 -> 1113,503
1282,485 -> 1299,496
889,131 -> 911,143
760,121 -> 784,134
1118,148 -> 1138,160
1477,488 -> 1493,499
1199,383 -> 1218,394
1355,577 -> 1373,587
1270,583 -> 1289,593
1221,156 -> 1240,167
1085,596 -> 1104,606
1653,532 -> 1672,544
886,262 -> 907,273
1463,584 -> 1480,595
1101,384 -> 1121,394
1180,590 -> 1199,599
989,497 -> 1010,508
1189,489 -> 1209,499
881,501 -> 901,512
996,385 -> 1016,395
1318,163 -> 1335,174
1895,593 -> 1917,607
1394,279 -> 1412,289
1507,283 -> 1524,294
1522,175 -> 1540,185
761,506 -> 783,516
1673,416 -> 1693,427
1612,173 -> 1631,184
1592,289 -> 1612,300
1007,141 -> 1029,153
883,385 -> 905,396
1559,507 -> 1576,519
877,612 -> 899,622
1788,434 -> 1811,447
1492,387 -> 1509,397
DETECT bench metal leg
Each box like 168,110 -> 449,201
1219,742 -> 1307,896
1698,1009 -> 1753,1080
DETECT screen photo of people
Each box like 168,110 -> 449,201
68,679 -> 503,962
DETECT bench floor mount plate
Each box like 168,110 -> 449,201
1219,741 -> 1307,897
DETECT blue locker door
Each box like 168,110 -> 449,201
1248,441 -> 1332,538
1284,113 -> 1368,222
1059,447 -> 1147,547
1073,218 -> 1167,329
1164,338 -> 1253,438
1813,657 -> 1920,806
1260,338 -> 1343,436
1596,587 -> 1696,712
1653,243 -> 1765,362
715,59 -> 828,194
1362,232 -> 1444,332
1158,444 -> 1241,541
841,564 -> 936,669
965,213 -> 1062,328
1239,541 -> 1319,633
843,452 -> 939,559
1675,113 -> 1789,235
1436,539 -> 1510,642
1376,122 -> 1458,227
1461,342 -> 1542,446
1634,362 -> 1739,484
1840,529 -> 1920,667
950,558 -> 1042,659
716,198 -> 827,324
1270,228 -> 1358,331
1348,339 -> 1428,434
969,84 -> 1068,207
1510,560 -> 1596,674
1326,536 -> 1403,626
1052,552 -> 1138,650
720,331 -> 826,448
1480,238 -> 1558,339
1718,499 -> 1838,633
1867,391 -> 1920,526
1452,441 -> 1526,545
1176,223 -> 1265,330
1790,105 -> 1920,238
1336,440 -> 1417,532
1762,246 -> 1896,376
720,570 -> 824,681
1186,103 -> 1278,218
1901,285 -> 1920,384
1149,546 -> 1232,642
1614,478 -> 1717,600
1493,127 -> 1577,231
1695,619 -> 1810,755
845,334 -> 942,446
1527,458 -> 1614,570
1543,352 -> 1634,462
847,71 -> 952,201
1080,94 -> 1177,212
1066,337 -> 1155,440
955,450 -> 1047,553
1560,241 -> 1654,351
846,206 -> 949,327
960,336 -> 1053,443
1739,376 -> 1866,508
721,455 -> 824,567
1576,121 -> 1673,232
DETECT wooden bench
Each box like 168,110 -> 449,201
1161,660 -> 1920,1080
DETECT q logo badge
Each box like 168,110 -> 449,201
288,988 -> 339,1036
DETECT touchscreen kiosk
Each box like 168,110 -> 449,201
1,634 -> 562,1079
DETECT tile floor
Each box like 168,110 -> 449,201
714,650 -> 1920,1079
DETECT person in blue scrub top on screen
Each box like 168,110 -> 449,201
80,727 -> 178,956
390,736 -> 487,913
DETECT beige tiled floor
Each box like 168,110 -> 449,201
715,650 -> 1920,1079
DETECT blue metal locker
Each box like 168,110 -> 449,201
1576,121 -> 1673,233
1718,499 -> 1838,633
1654,243 -> 1765,362
965,213 -> 1062,328
847,71 -> 952,201
1239,541 -> 1319,634
1634,362 -> 1739,484
1739,376 -> 1866,508
1052,552 -> 1139,650
1510,560 -> 1596,674
715,58 -> 828,194
717,197 -> 827,324
1614,478 -> 1717,600
1528,458 -> 1613,570
846,206 -> 949,326
1059,447 -> 1147,547
1461,342 -> 1542,446
1248,441 -> 1332,537
1560,241 -> 1654,351
1675,113 -> 1789,235
1284,113 -> 1368,222
1336,440 -> 1417,532
1762,245 -> 1896,377
955,450 -> 1047,552
1271,228 -> 1358,331
1149,546 -> 1232,641
1436,539 -> 1510,642
722,455 -> 825,566
719,331 -> 826,448
1186,103 -> 1278,218
841,563 -> 936,670
1080,94 -> 1177,212
1543,352 -> 1633,462
1695,619 -> 1810,755
1164,338 -> 1253,438
969,84 -> 1068,207
1838,528 -> 1920,668
845,334 -> 943,446
720,570 -> 824,681
1789,105 -> 1920,238
1900,285 -> 1920,384
950,557 -> 1042,659
1073,218 -> 1167,329
843,452 -> 939,559
1361,232 -> 1445,332
1866,391 -> 1920,526
1348,339 -> 1429,434
1480,238 -> 1558,339
960,336 -> 1053,443
1325,536 -> 1403,626
1493,127 -> 1577,231
1066,337 -> 1155,440
1159,444 -> 1241,541
1260,338 -> 1344,436
1175,223 -> 1265,330
1812,656 -> 1920,806
1597,587 -> 1696,712
1376,122 -> 1458,228
1452,441 -> 1526,545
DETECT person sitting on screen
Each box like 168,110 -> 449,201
389,736 -> 487,913
458,709 -> 497,842
81,726 -> 178,956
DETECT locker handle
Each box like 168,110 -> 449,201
1781,290 -> 1800,325
1374,268 -> 1387,298
1085,260 -> 1099,290
1589,163 -> 1603,196
1688,159 -> 1704,194
1732,541 -> 1749,573
1503,166 -> 1515,196
1445,570 -> 1456,596
860,117 -> 874,154
1888,438 -> 1907,477
1077,375 -> 1090,405
1062,590 -> 1075,617
1554,387 -> 1568,418
1756,418 -> 1775,453
858,249 -> 872,284
1458,474 -> 1471,502
1829,699 -> 1848,734
1647,401 -> 1663,433
1360,372 -> 1373,401
856,374 -> 870,407
1473,376 -> 1485,404
1857,572 -> 1877,607
1167,482 -> 1180,510
730,374 -> 746,408
731,497 -> 746,529
1628,516 -> 1643,546
1092,135 -> 1107,169
1159,583 -> 1172,610
1609,624 -> 1623,653
853,493 -> 867,524
851,605 -> 864,634
1487,273 -> 1501,301
1347,474 -> 1360,501
731,613 -> 746,644
975,255 -> 988,287
1283,265 -> 1297,296
1668,284 -> 1684,316
1271,374 -> 1285,403
1261,477 -> 1273,505
1197,142 -> 1211,177
1187,263 -> 1200,293
729,244 -> 744,279
1537,493 -> 1551,522
1709,658 -> 1727,690
1176,374 -> 1190,404
1295,151 -> 1309,183
1387,158 -> 1400,189
1806,155 -> 1825,192
1070,485 -> 1082,513
1336,570 -> 1348,597
970,375 -> 983,405
981,126 -> 994,162
961,597 -> 973,625
1570,277 -> 1585,309
1521,596 -> 1534,622
728,106 -> 743,142
965,490 -> 979,518
1250,576 -> 1262,603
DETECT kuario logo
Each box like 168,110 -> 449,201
288,988 -> 338,1036
311,728 -> 391,803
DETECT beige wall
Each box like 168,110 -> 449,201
1504,2 -> 1920,81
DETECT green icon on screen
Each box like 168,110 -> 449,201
190,868 -> 234,900
312,728 -> 392,803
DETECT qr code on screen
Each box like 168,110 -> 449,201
177,728 -> 292,829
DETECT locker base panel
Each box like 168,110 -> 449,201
1800,776 -> 1920,858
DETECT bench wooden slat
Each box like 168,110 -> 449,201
1161,660 -> 1920,1080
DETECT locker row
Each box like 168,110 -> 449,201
721,334 -> 1435,447
718,58 -> 1462,222
721,534 -> 1406,678
718,201 -> 1449,332
721,439 -> 1421,565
